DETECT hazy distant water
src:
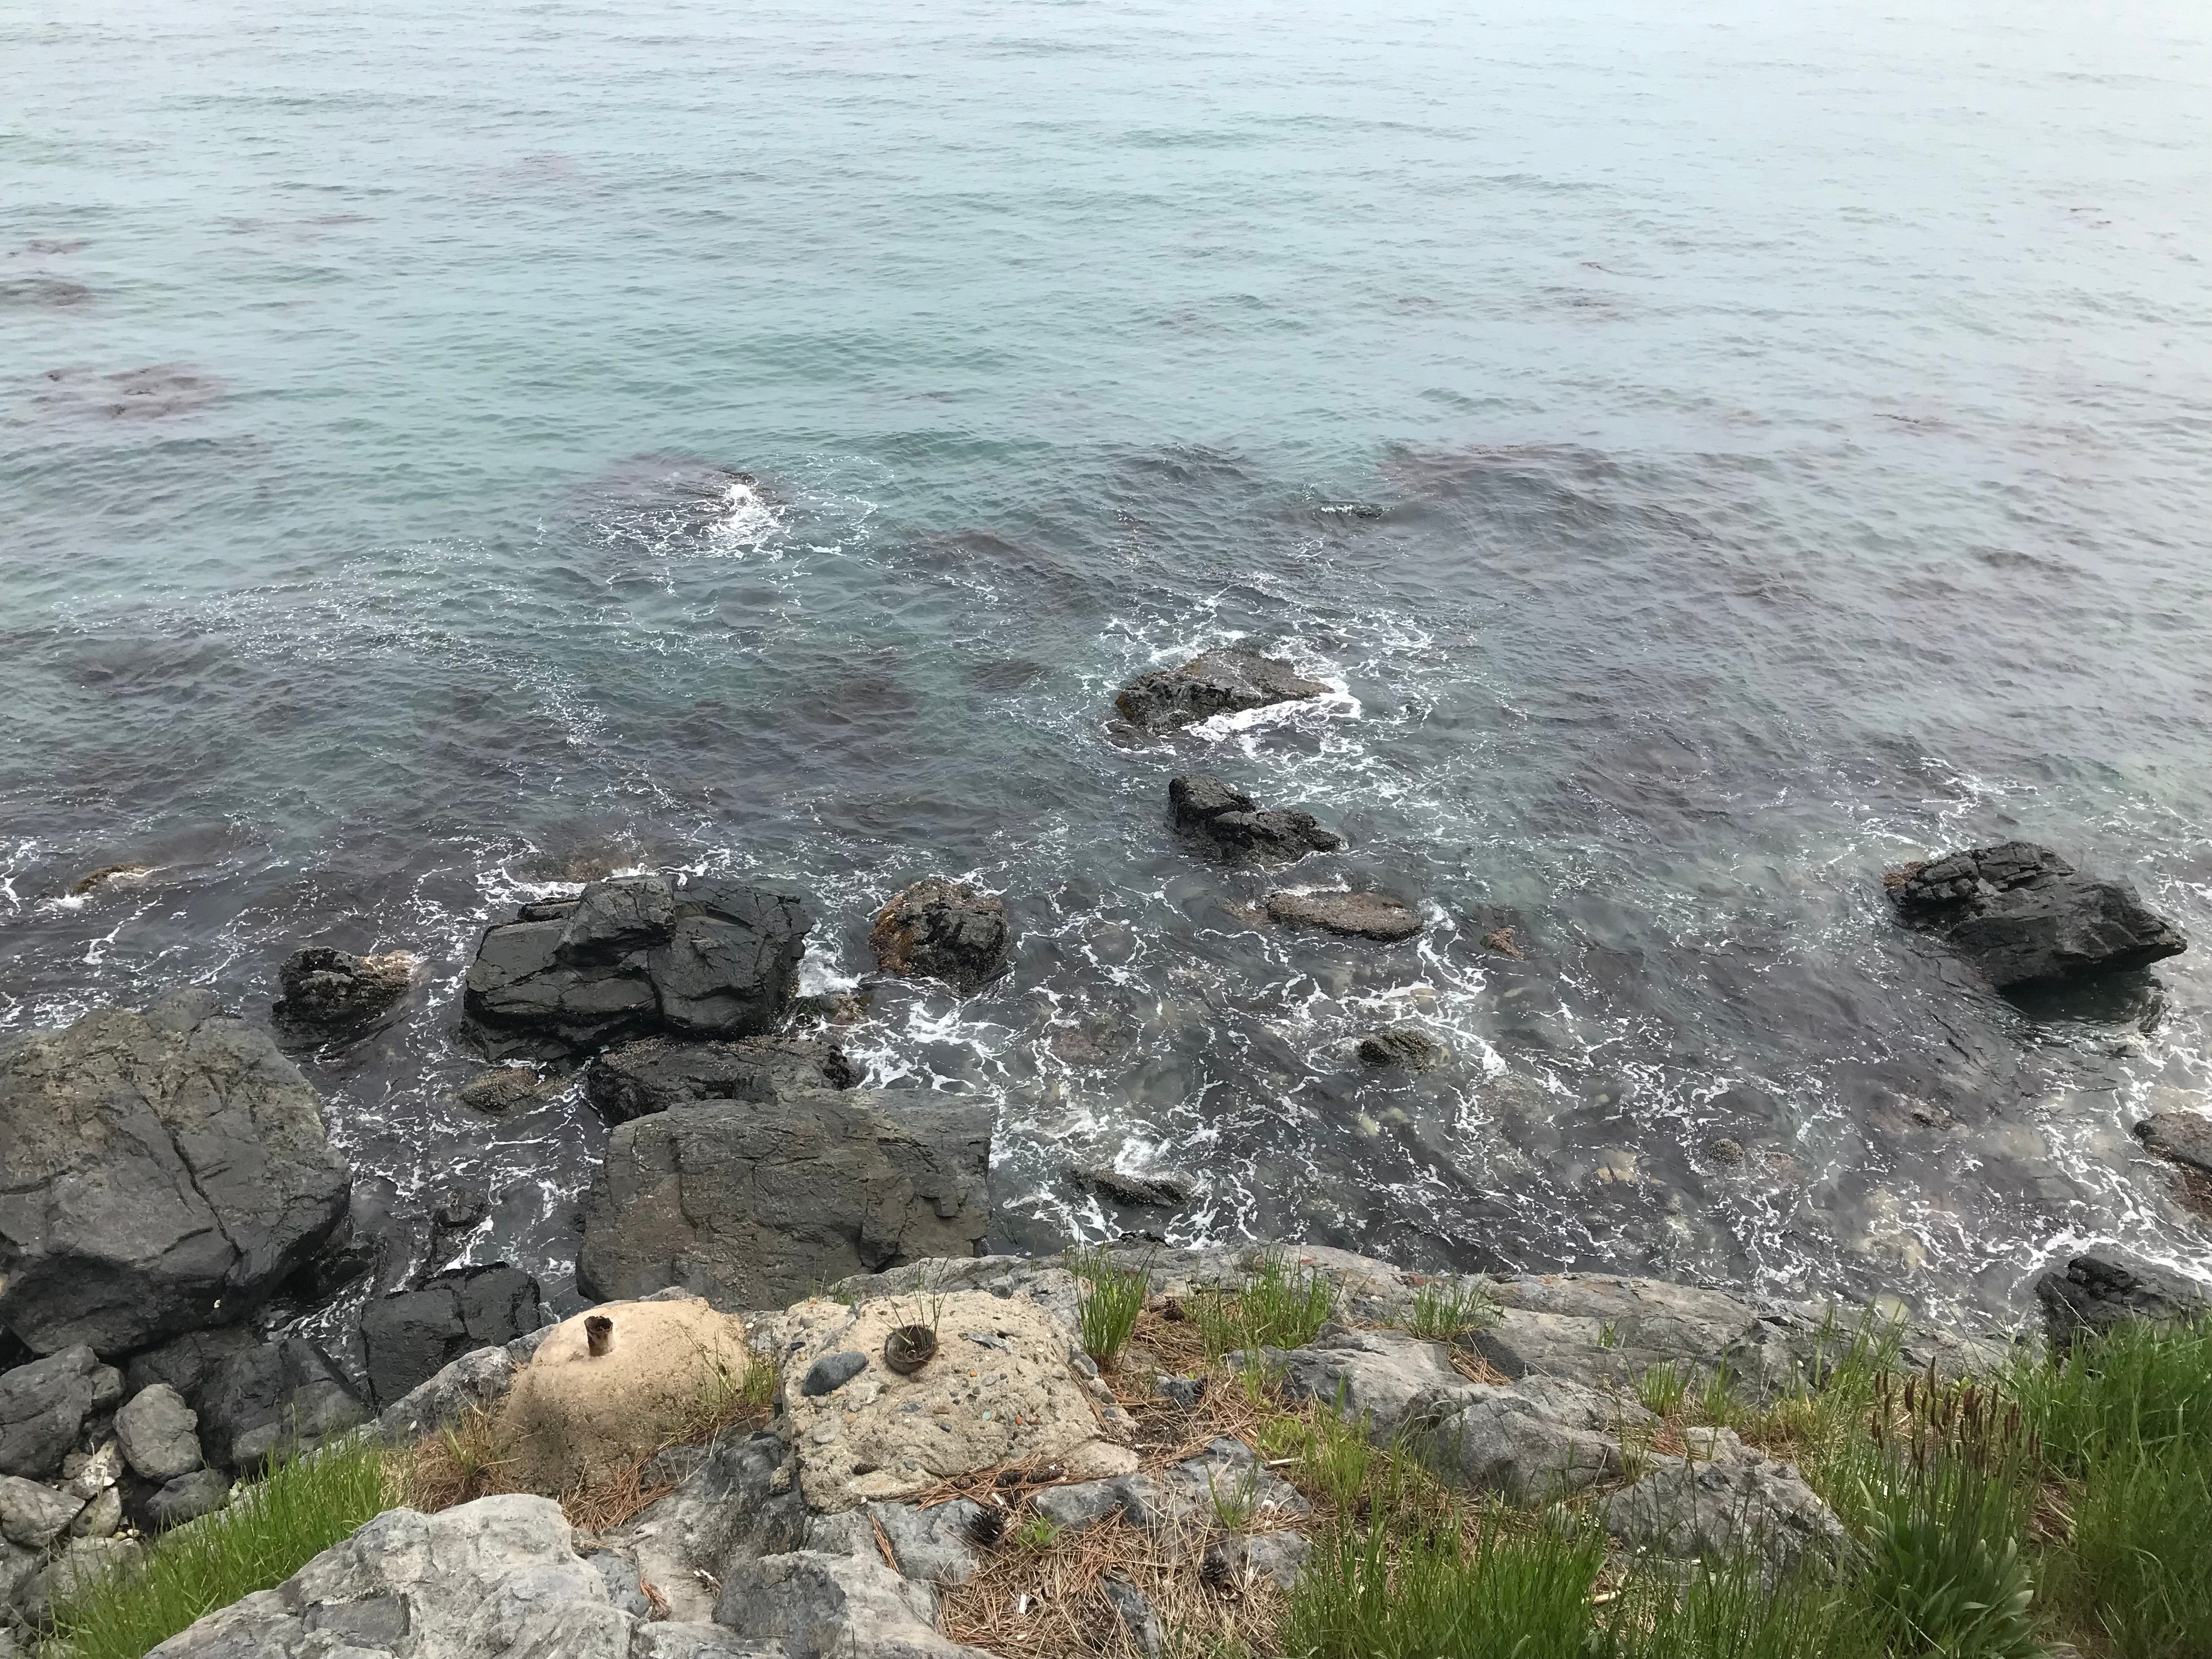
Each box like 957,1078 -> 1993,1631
6,0 -> 2212,1335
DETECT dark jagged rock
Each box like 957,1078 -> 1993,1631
359,1265 -> 544,1409
139,1469 -> 230,1532
270,946 -> 414,1032
1069,1164 -> 1197,1209
2035,1250 -> 2211,1350
868,879 -> 1012,992
197,1337 -> 368,1470
1883,841 -> 2187,988
0,988 -> 351,1356
0,1348 -> 116,1480
123,1328 -> 261,1412
577,1092 -> 992,1310
463,873 -> 809,1058
584,1036 -> 859,1124
2134,1112 -> 2212,1179
1356,1027 -> 1443,1069
1265,889 -> 1423,942
1114,648 -> 1330,732
515,899 -> 580,923
1168,774 -> 1343,861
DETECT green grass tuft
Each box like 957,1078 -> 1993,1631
51,1433 -> 392,1659
1406,1277 -> 1495,1342
1196,1252 -> 1339,1360
1064,1243 -> 1149,1371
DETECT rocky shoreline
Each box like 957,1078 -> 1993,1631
2,654 -> 2205,1654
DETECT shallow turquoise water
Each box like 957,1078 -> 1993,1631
5,0 -> 2212,1329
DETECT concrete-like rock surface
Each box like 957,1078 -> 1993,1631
578,1094 -> 991,1310
0,988 -> 352,1355
777,1288 -> 1137,1512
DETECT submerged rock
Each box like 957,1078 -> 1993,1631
577,1092 -> 992,1309
464,873 -> 809,1058
1356,1026 -> 1443,1069
1168,773 -> 1343,861
1883,841 -> 2186,988
583,1035 -> 858,1124
2035,1249 -> 2211,1349
2134,1112 -> 2212,1179
867,878 -> 1012,992
1265,889 -> 1423,941
1069,1163 -> 1197,1209
1114,648 -> 1330,732
444,1068 -> 552,1115
270,946 -> 415,1033
0,988 -> 351,1356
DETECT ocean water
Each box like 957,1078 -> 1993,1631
5,0 -> 2212,1337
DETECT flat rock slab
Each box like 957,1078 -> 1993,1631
779,1289 -> 1137,1513
1115,648 -> 1330,732
1884,840 -> 2187,988
143,1494 -> 631,1659
579,1093 -> 991,1311
1265,890 -> 1423,941
0,988 -> 351,1355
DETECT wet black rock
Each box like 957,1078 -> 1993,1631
1356,1027 -> 1443,1069
867,878 -> 1012,992
2133,1112 -> 2212,1179
358,1265 -> 543,1409
1168,774 -> 1343,861
1070,1164 -> 1197,1209
2034,1250 -> 2211,1349
1114,648 -> 1330,732
0,988 -> 352,1356
583,1035 -> 859,1124
1883,842 -> 2187,988
577,1091 -> 992,1310
271,946 -> 415,1032
1265,889 -> 1424,942
463,872 -> 809,1058
122,1328 -> 261,1411
799,1351 -> 868,1398
197,1337 -> 369,1470
0,1348 -> 118,1480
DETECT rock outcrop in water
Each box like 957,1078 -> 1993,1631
0,988 -> 352,1356
463,873 -> 809,1058
577,1093 -> 993,1310
1263,888 -> 1423,941
2034,1249 -> 2210,1348
867,878 -> 1012,992
1168,773 -> 1342,860
270,946 -> 416,1035
1883,841 -> 2187,988
2134,1112 -> 2212,1181
1114,648 -> 1330,732
583,1035 -> 859,1123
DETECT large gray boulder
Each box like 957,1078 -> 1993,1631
144,1495 -> 632,1659
1114,648 -> 1330,732
358,1266 -> 543,1410
578,1093 -> 992,1311
1602,1452 -> 1846,1582
464,874 -> 809,1059
712,1550 -> 984,1659
0,988 -> 352,1355
0,1475 -> 84,1548
583,1036 -> 858,1125
1884,841 -> 2187,988
0,1347 -> 119,1479
114,1383 -> 202,1481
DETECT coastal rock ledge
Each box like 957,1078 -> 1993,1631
1883,840 -> 2186,988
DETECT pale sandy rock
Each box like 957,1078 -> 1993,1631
780,1290 -> 1137,1513
494,1298 -> 748,1498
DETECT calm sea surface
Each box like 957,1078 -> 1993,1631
5,0 -> 2212,1335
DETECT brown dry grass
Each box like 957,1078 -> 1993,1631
401,1356 -> 778,1531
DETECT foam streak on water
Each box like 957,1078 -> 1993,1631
4,0 -> 2212,1337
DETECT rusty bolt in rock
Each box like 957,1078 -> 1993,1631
586,1314 -> 614,1357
